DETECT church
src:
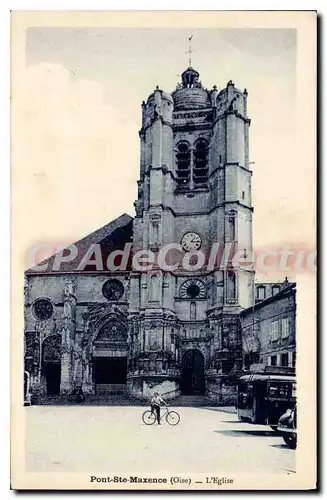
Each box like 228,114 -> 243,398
24,64 -> 255,405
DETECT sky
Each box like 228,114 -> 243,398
13,26 -> 315,274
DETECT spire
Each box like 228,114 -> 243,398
187,34 -> 193,67
179,35 -> 202,89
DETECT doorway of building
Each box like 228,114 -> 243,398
44,362 -> 61,395
42,335 -> 61,396
181,349 -> 205,395
94,357 -> 127,394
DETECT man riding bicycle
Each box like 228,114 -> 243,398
150,392 -> 167,425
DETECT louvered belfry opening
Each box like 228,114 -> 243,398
176,139 -> 209,188
176,142 -> 191,187
193,139 -> 209,185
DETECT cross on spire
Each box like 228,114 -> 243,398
186,34 -> 194,67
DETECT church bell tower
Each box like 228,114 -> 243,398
128,65 -> 254,404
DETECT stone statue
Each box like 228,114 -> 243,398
64,280 -> 76,297
61,323 -> 71,351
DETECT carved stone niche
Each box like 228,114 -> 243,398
25,332 -> 40,375
147,324 -> 162,352
96,320 -> 128,342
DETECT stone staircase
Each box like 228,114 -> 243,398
34,393 -> 146,406
169,394 -> 217,407
83,394 -> 146,406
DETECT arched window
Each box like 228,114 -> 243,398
32,298 -> 53,320
193,139 -> 209,184
227,271 -> 236,299
190,301 -> 197,320
150,274 -> 159,301
176,142 -> 191,187
226,211 -> 236,241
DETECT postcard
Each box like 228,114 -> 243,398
11,10 -> 317,490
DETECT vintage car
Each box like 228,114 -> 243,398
237,365 -> 296,429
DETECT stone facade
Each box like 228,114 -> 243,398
24,66 -> 257,405
240,281 -> 296,370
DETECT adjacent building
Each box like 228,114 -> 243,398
240,280 -> 296,370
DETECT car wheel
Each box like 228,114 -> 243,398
283,435 -> 297,449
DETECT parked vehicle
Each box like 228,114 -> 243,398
237,366 -> 296,429
277,406 -> 297,449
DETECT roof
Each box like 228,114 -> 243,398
240,282 -> 296,318
25,213 -> 133,275
255,282 -> 285,287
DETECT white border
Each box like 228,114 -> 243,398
3,2 -> 323,497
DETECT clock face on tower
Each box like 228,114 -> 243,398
181,232 -> 202,252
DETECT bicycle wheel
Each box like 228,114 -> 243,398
142,410 -> 156,425
166,410 -> 180,426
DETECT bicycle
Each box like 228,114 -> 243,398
142,405 -> 180,426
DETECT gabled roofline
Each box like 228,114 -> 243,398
25,212 -> 133,275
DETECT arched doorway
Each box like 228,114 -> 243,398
42,335 -> 61,396
181,349 -> 205,395
92,318 -> 128,395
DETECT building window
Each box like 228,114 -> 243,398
176,139 -> 209,188
269,321 -> 279,341
102,279 -> 124,301
187,284 -> 200,299
281,353 -> 289,367
33,298 -> 53,320
227,271 -> 236,299
241,190 -> 245,200
193,139 -> 209,184
257,286 -> 266,300
272,285 -> 280,296
270,355 -> 277,366
176,142 -> 191,187
226,212 -> 236,241
292,352 -> 296,368
190,301 -> 197,320
244,351 -> 259,369
180,279 -> 206,299
150,275 -> 160,301
281,318 -> 290,338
